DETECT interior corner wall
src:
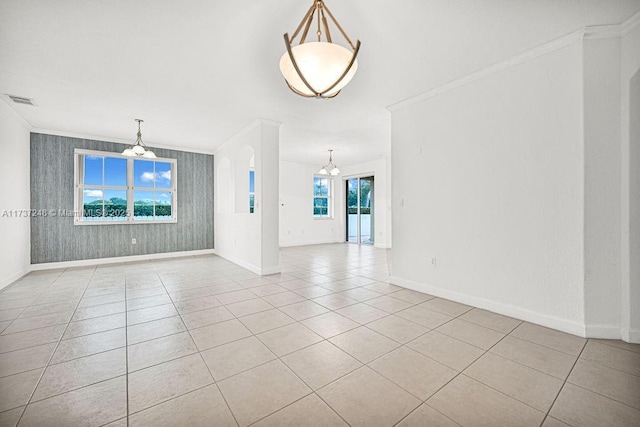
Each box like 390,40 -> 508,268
0,102 -> 31,289
390,41 -> 586,335
259,123 -> 280,272
622,23 -> 640,342
279,160 -> 344,247
582,36 -> 623,337
215,121 -> 280,274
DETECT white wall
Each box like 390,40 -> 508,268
390,41 -> 587,335
279,160 -> 344,247
279,157 -> 392,248
622,22 -> 640,342
582,36 -> 622,337
0,101 -> 31,289
215,120 -> 280,275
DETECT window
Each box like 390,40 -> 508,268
74,149 -> 177,224
313,176 -> 332,218
249,169 -> 255,213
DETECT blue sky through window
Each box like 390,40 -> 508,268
105,158 -> 126,186
84,155 -> 102,185
134,160 -> 154,188
155,162 -> 172,188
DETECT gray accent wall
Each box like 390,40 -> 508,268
30,133 -> 214,264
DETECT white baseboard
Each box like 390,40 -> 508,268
621,326 -> 640,344
30,249 -> 216,271
374,243 -> 391,249
585,324 -> 623,339
279,239 -> 343,248
0,268 -> 30,291
390,275 -> 587,337
260,265 -> 282,275
212,250 -> 281,276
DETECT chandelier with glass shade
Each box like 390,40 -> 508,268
319,149 -> 340,175
121,119 -> 156,158
279,0 -> 361,99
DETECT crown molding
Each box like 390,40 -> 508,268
621,9 -> 640,36
584,24 -> 623,40
387,9 -> 640,112
387,29 -> 583,112
0,97 -> 34,131
30,128 -> 214,155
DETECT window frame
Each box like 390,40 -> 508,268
249,168 -> 255,214
73,148 -> 178,225
313,175 -> 333,219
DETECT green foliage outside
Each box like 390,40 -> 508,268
347,182 -> 372,215
83,197 -> 171,218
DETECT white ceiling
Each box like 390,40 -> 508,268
1,0 -> 639,167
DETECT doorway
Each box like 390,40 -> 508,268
346,176 -> 374,245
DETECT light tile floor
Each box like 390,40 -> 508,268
0,244 -> 638,426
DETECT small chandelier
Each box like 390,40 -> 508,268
122,119 -> 156,158
319,150 -> 340,176
280,0 -> 361,99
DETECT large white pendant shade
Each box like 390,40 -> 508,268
280,0 -> 360,99
279,42 -> 358,98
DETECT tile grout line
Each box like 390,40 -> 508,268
238,271 -> 427,425
153,264 -> 242,427
0,270 -> 66,335
6,250 -> 633,426
539,338 -> 589,426
111,268 -> 396,424
123,268 -> 130,427
560,378 -> 640,412
391,309 -> 517,427
15,265 -> 97,426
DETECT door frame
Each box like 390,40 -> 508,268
344,174 -> 375,245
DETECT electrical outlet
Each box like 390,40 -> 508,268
431,257 -> 437,266
131,238 -> 136,245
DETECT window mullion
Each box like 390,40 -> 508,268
127,158 -> 133,223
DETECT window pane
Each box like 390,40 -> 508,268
155,162 -> 172,189
103,190 -> 128,220
249,170 -> 255,213
134,160 -> 155,188
155,192 -> 172,219
83,188 -> 104,219
104,157 -> 127,187
134,190 -> 155,220
84,155 -> 103,186
314,177 -> 328,196
313,197 -> 328,216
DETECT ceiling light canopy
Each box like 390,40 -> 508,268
280,0 -> 361,99
122,119 -> 156,158
319,149 -> 340,176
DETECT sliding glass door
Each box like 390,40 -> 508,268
346,176 -> 374,245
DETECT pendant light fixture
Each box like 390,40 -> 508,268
319,149 -> 340,176
122,119 -> 156,158
280,0 -> 361,99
